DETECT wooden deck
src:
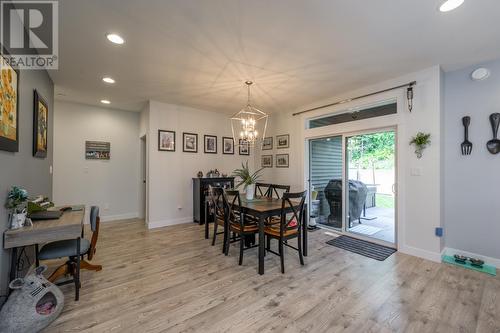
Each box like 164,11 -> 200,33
44,219 -> 500,332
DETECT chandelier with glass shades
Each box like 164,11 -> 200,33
231,81 -> 268,147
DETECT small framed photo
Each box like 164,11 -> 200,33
204,135 -> 217,154
262,137 -> 273,150
276,154 -> 289,168
276,134 -> 289,149
158,130 -> 175,151
33,90 -> 48,158
222,137 -> 234,154
183,132 -> 198,153
261,155 -> 273,168
239,139 -> 250,155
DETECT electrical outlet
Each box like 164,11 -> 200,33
104,203 -> 110,210
49,165 -> 53,174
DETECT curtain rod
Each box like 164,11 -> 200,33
292,81 -> 416,116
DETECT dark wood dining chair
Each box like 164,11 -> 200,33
264,191 -> 307,273
210,187 -> 228,253
269,184 -> 291,199
223,190 -> 259,265
37,206 -> 102,300
256,183 -> 273,197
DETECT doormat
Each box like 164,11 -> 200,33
326,235 -> 396,261
442,255 -> 496,276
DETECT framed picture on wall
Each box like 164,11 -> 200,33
158,130 -> 175,151
276,134 -> 289,149
261,155 -> 273,168
183,132 -> 198,153
222,137 -> 234,154
262,137 -> 273,150
33,90 -> 48,158
204,135 -> 217,154
239,139 -> 250,155
276,153 -> 289,168
0,53 -> 19,152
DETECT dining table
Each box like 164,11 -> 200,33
230,196 -> 308,275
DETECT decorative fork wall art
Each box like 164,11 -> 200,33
461,116 -> 473,155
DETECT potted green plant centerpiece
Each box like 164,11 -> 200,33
232,161 -> 263,200
410,132 -> 431,158
5,186 -> 29,229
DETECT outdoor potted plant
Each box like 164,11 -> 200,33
232,161 -> 263,200
410,132 -> 431,158
5,186 -> 29,229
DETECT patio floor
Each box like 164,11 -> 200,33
317,206 -> 395,244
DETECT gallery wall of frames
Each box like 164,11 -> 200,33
260,134 -> 290,168
157,130 -> 251,156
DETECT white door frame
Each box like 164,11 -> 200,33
307,125 -> 397,248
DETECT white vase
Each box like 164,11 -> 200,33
246,184 -> 255,200
10,212 -> 27,229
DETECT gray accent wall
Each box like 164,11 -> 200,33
444,58 -> 500,259
0,69 -> 54,305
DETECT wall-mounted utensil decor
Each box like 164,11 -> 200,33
461,116 -> 472,155
486,113 -> 500,155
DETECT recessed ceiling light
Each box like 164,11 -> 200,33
106,33 -> 125,45
102,77 -> 115,84
100,99 -> 111,104
439,0 -> 464,12
471,68 -> 490,81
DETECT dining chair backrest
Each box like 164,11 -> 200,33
279,191 -> 307,236
210,187 -> 225,222
223,190 -> 242,226
255,183 -> 272,197
270,184 -> 291,199
88,206 -> 100,260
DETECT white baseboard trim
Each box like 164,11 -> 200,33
100,212 -> 139,222
148,216 -> 193,229
398,244 -> 442,263
443,247 -> 500,268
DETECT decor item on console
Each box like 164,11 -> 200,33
409,132 -> 431,158
486,113 -> 500,155
0,265 -> 64,333
232,161 -> 263,200
197,171 -> 203,178
230,81 -> 268,147
206,169 -> 221,178
5,186 -> 28,229
461,116 -> 472,155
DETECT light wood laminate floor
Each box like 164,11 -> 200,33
44,219 -> 500,333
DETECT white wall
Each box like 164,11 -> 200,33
146,100 -> 254,228
53,101 -> 141,222
444,58 -> 500,262
256,66 -> 444,262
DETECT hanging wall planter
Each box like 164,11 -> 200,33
410,132 -> 431,158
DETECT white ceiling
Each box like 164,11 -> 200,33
51,0 -> 500,113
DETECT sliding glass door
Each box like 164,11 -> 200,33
309,136 -> 343,230
345,130 -> 396,244
309,129 -> 396,246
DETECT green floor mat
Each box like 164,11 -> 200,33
442,255 -> 497,276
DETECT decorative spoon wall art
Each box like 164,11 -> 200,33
487,113 -> 500,155
461,116 -> 472,155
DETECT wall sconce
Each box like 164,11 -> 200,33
407,86 -> 414,112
